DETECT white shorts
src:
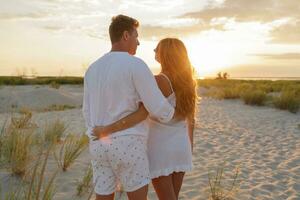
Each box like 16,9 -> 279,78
89,135 -> 151,195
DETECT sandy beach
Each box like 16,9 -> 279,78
0,85 -> 299,200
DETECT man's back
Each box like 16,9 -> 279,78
83,51 -> 148,137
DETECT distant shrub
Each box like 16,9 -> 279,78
219,88 -> 240,99
241,90 -> 267,106
50,81 -> 60,89
44,104 -> 76,112
273,90 -> 300,113
0,76 -> 83,85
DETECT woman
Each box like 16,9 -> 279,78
93,38 -> 197,200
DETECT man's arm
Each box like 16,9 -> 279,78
82,75 -> 93,138
92,103 -> 148,139
131,60 -> 174,123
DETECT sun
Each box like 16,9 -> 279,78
187,41 -> 233,78
184,34 -> 247,78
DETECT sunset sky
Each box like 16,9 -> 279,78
1,0 -> 300,77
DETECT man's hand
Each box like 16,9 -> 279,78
92,126 -> 111,140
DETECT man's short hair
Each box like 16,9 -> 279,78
109,15 -> 139,44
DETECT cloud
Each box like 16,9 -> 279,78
42,25 -> 64,31
139,20 -> 225,40
182,0 -> 300,23
180,0 -> 300,44
253,53 -> 300,60
1,0 -> 300,43
270,20 -> 300,44
0,12 -> 48,20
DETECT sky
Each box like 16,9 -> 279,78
0,0 -> 300,77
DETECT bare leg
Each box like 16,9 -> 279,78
95,193 -> 114,200
171,172 -> 185,199
152,175 -> 176,200
127,184 -> 148,200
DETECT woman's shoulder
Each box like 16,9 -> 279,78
154,74 -> 173,97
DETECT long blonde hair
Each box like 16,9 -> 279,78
156,38 -> 197,119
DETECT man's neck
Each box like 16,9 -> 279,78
111,43 -> 128,53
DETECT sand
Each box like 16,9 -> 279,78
0,85 -> 299,200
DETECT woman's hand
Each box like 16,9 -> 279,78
92,126 -> 111,140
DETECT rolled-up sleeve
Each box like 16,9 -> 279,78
132,60 -> 175,123
82,75 -> 93,137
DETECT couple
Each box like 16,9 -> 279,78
83,14 -> 197,200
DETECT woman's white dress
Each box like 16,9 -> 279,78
147,73 -> 193,179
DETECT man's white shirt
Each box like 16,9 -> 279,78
82,51 -> 175,138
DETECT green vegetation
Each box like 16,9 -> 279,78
198,79 -> 300,113
43,104 -> 76,112
241,90 -> 267,106
76,164 -> 93,196
0,114 -> 35,177
0,76 -> 83,86
208,164 -> 240,200
44,119 -> 67,144
273,90 -> 300,113
0,113 -> 89,199
54,134 -> 89,171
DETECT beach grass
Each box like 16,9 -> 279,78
1,145 -> 58,200
10,111 -> 37,129
76,164 -> 93,196
198,79 -> 300,113
1,126 -> 34,177
241,90 -> 267,106
43,104 -> 76,112
0,76 -> 83,86
208,164 -> 240,200
44,119 -> 67,144
49,81 -> 61,89
273,90 -> 300,113
54,134 -> 89,171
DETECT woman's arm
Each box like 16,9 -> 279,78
93,74 -> 173,140
187,114 -> 195,153
92,103 -> 148,139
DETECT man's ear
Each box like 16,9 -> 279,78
123,31 -> 129,41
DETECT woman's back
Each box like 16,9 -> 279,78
150,73 -> 185,127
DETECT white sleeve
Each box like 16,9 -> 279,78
82,75 -> 93,137
132,60 -> 175,123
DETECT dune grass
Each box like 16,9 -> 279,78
44,119 -> 67,144
0,113 -> 91,199
10,111 -> 37,129
273,90 -> 300,113
199,79 -> 300,113
76,164 -> 93,196
54,134 -> 89,171
43,104 -> 76,112
241,90 -> 267,106
1,145 -> 58,200
0,111 -> 41,176
1,126 -> 34,177
49,81 -> 60,89
0,76 -> 83,86
208,165 -> 240,200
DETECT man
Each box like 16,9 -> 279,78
82,15 -> 175,200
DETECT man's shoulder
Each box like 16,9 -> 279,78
128,56 -> 149,70
120,54 -> 147,66
85,54 -> 109,74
